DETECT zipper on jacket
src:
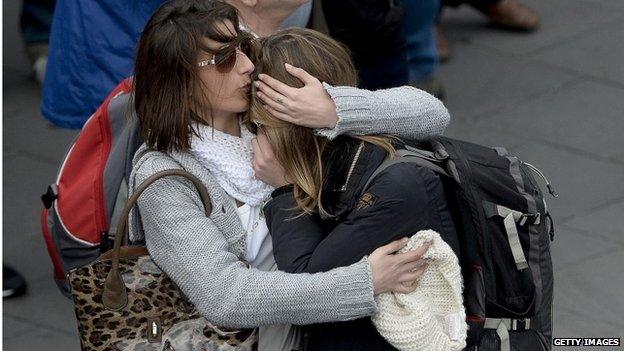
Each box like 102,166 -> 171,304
339,142 -> 365,192
522,161 -> 558,198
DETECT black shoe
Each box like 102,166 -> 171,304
3,265 -> 27,299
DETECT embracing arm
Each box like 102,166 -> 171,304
316,83 -> 450,140
132,161 -> 377,329
254,66 -> 449,141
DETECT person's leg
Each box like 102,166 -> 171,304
402,0 -> 444,98
358,52 -> 410,91
434,4 -> 451,62
20,0 -> 55,45
20,0 -> 56,83
3,265 -> 27,299
403,0 -> 439,83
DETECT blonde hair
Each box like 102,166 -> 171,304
246,28 -> 395,214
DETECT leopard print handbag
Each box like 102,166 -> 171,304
68,170 -> 258,351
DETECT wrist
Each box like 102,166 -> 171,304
367,256 -> 383,296
323,84 -> 338,128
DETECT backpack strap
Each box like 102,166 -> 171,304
482,201 -> 539,271
360,147 -> 451,197
484,318 -> 531,351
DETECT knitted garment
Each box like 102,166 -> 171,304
372,230 -> 467,351
127,84 -> 450,329
317,83 -> 450,140
189,121 -> 274,206
128,145 -> 377,328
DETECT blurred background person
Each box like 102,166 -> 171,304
40,1 -> 165,129
4,0 -> 58,301
281,1 -> 313,29
437,0 -> 539,61
403,0 -> 444,99
39,0 -> 317,130
321,0 -> 409,90
3,265 -> 28,299
20,0 -> 56,85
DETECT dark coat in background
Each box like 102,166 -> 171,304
320,0 -> 407,69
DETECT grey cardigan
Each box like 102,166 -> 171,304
128,85 -> 450,329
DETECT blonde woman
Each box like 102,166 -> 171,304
249,28 -> 460,350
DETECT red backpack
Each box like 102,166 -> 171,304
40,78 -> 142,297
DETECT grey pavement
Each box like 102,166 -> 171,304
3,0 -> 624,349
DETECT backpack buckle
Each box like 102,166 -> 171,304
519,213 -> 540,226
433,149 -> 450,160
510,318 -> 531,331
41,184 -> 58,209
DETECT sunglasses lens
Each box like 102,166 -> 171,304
214,51 -> 237,73
212,36 -> 253,73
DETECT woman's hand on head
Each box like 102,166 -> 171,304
251,128 -> 292,188
254,63 -> 339,129
368,238 -> 431,295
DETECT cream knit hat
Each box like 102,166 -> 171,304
372,230 -> 467,351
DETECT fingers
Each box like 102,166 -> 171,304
400,264 -> 428,283
256,83 -> 289,113
396,241 -> 431,264
285,63 -> 317,85
257,73 -> 295,98
394,284 -> 416,295
374,237 -> 408,256
395,264 -> 428,294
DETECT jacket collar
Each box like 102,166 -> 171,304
320,139 -> 388,220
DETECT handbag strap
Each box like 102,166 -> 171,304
103,169 -> 212,311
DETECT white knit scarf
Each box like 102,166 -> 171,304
190,121 -> 274,206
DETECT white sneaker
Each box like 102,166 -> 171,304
33,56 -> 48,86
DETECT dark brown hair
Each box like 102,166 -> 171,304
133,0 -> 246,152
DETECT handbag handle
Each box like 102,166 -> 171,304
103,169 -> 212,311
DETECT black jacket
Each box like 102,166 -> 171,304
321,0 -> 406,68
264,137 -> 459,351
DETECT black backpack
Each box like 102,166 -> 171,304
363,137 -> 557,351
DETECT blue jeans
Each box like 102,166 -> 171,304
402,0 -> 440,82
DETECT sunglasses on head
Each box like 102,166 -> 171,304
197,35 -> 254,73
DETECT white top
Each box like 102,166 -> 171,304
235,204 -> 301,350
189,121 -> 274,207
236,203 -> 273,268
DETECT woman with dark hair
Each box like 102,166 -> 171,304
249,28 -> 461,350
129,0 -> 450,349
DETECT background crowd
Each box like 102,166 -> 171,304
23,0 -> 538,130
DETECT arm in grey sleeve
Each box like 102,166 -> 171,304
133,163 -> 377,329
315,83 -> 450,140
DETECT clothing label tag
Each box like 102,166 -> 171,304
445,313 -> 462,341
